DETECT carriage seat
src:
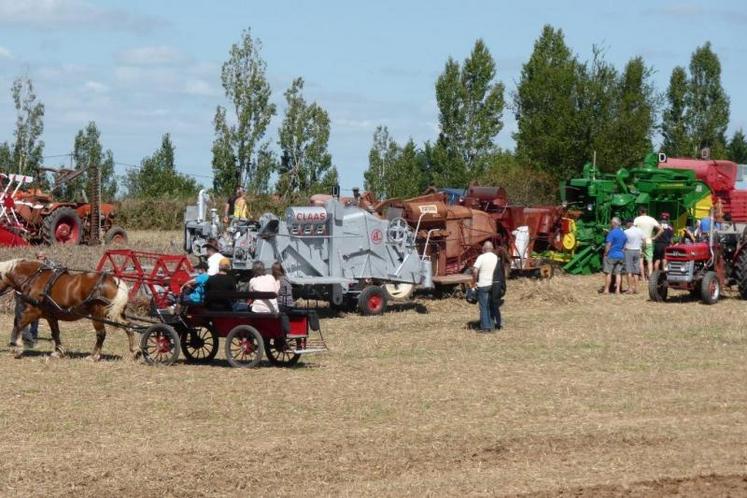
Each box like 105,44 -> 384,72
203,289 -> 277,312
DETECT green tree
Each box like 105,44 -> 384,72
607,57 -> 657,168
685,42 -> 730,157
514,25 -> 585,180
661,66 -> 690,157
58,122 -> 116,201
386,139 -> 424,199
364,126 -> 399,198
212,28 -> 276,196
1,77 -> 45,179
276,77 -> 335,199
727,129 -> 747,164
125,134 -> 200,199
577,48 -> 619,170
432,39 -> 505,186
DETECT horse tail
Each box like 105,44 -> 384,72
107,278 -> 129,324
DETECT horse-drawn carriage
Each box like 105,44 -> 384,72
2,250 -> 327,368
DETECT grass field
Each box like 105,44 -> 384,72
0,233 -> 745,496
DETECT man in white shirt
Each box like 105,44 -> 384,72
623,219 -> 644,294
633,207 -> 661,279
472,241 -> 499,333
204,241 -> 224,276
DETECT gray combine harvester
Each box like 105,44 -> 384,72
184,193 -> 433,315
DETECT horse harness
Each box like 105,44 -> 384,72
15,264 -> 113,315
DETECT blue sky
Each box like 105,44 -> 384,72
0,0 -> 745,191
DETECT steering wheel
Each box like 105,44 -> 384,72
387,217 -> 411,244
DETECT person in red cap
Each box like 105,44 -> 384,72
652,212 -> 674,271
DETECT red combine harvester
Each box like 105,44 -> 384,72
658,155 -> 747,222
0,173 -> 126,246
376,187 -> 569,294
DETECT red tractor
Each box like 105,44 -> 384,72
0,173 -> 127,246
648,228 -> 747,304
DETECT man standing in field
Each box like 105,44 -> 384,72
634,207 -> 661,279
472,241 -> 499,333
602,217 -> 626,295
623,219 -> 644,294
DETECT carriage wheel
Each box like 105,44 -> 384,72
140,324 -> 181,366
180,326 -> 219,363
264,337 -> 302,367
225,325 -> 264,368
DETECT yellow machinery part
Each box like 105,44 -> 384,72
562,231 -> 576,251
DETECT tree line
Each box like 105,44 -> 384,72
1,24 -> 746,207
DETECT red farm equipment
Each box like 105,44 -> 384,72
0,173 -> 127,247
96,250 -> 194,309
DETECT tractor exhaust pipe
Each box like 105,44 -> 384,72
197,189 -> 208,222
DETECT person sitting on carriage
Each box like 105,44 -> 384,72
247,261 -> 279,313
271,261 -> 294,311
204,258 -> 237,311
177,261 -> 209,309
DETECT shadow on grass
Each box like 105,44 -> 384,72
3,348 -> 123,362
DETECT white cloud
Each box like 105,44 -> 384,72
0,46 -> 12,59
0,0 -> 164,33
83,80 -> 108,93
116,46 -> 185,66
183,79 -> 218,97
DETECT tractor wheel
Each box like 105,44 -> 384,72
42,207 -> 82,245
648,270 -> 668,302
180,326 -> 218,363
384,282 -> 414,301
225,325 -> 263,368
700,271 -> 720,305
735,250 -> 747,299
104,226 -> 128,245
140,324 -> 181,365
358,286 -> 388,316
264,337 -> 302,367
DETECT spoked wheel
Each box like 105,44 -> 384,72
225,325 -> 264,368
140,324 -> 181,365
180,326 -> 219,363
264,337 -> 302,367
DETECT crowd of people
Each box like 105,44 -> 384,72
601,207 -> 724,294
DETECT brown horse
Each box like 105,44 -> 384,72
0,259 -> 133,360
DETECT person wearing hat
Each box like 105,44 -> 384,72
652,212 -> 674,271
204,240 -> 224,276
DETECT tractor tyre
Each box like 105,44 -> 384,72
104,226 -> 128,245
648,270 -> 668,302
700,271 -> 720,305
358,286 -> 388,316
735,250 -> 747,299
42,207 -> 82,246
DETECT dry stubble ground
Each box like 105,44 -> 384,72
0,231 -> 745,497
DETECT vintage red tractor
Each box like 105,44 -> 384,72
0,173 -> 127,246
648,228 -> 747,304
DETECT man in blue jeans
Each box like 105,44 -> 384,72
472,241 -> 499,333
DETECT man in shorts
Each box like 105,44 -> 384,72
623,219 -> 644,294
602,217 -> 626,295
634,207 -> 661,279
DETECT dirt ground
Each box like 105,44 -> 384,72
0,237 -> 745,496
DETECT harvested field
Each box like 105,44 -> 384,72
0,233 -> 745,496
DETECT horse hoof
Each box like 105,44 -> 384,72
50,351 -> 62,359
87,354 -> 101,362
13,350 -> 23,359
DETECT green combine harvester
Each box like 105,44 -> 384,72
558,153 -> 712,275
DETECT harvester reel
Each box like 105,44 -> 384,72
387,217 -> 412,245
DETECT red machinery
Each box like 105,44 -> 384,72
96,250 -> 193,308
658,156 -> 747,222
377,188 -> 568,288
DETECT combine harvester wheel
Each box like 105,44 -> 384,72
43,207 -> 82,245
358,286 -> 387,315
